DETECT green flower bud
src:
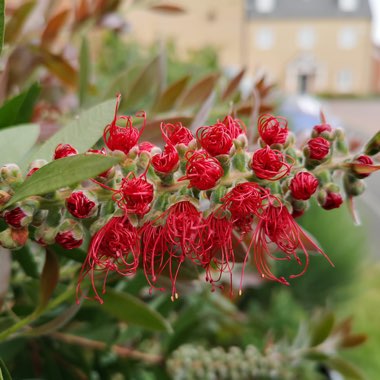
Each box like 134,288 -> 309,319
0,164 -> 22,186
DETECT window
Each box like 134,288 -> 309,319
338,0 -> 358,12
338,27 -> 357,49
255,28 -> 274,50
336,69 -> 353,92
255,0 -> 275,13
297,27 -> 315,50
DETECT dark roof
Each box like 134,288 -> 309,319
246,0 -> 372,20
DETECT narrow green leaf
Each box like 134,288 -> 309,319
0,124 -> 39,166
6,154 -> 119,207
0,358 -> 12,380
327,356 -> 365,380
122,56 -> 161,110
0,0 -> 4,55
14,246 -> 39,279
4,0 -> 36,44
364,130 -> 380,156
0,83 -> 41,129
310,311 -> 335,346
79,36 -> 90,107
152,75 -> 190,113
37,249 -> 59,312
23,99 -> 116,164
101,289 -> 172,333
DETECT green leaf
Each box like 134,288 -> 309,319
364,131 -> 380,156
37,249 -> 59,312
13,246 -> 39,279
4,0 -> 36,44
0,358 -> 12,380
101,289 -> 172,333
52,244 -> 87,263
327,356 -> 365,380
152,75 -> 190,113
0,83 -> 41,129
0,124 -> 39,166
122,56 -> 161,110
0,0 -> 4,55
79,36 -> 90,107
310,311 -> 335,346
22,99 -> 116,164
6,154 -> 119,207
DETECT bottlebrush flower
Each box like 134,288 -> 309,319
66,191 -> 97,219
352,155 -> 374,178
180,151 -> 224,190
289,172 -> 319,200
222,182 -> 268,232
246,202 -> 333,290
103,94 -> 145,154
258,114 -> 288,146
55,220 -> 84,249
307,137 -> 330,160
313,123 -> 332,135
152,143 -> 180,173
161,122 -> 194,146
251,146 -> 292,180
196,123 -> 233,156
53,144 -> 78,160
320,190 -> 343,210
222,115 -> 246,139
77,215 -> 140,303
117,173 -> 154,216
139,141 -> 156,153
3,206 -> 34,229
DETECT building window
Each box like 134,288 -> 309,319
336,69 -> 353,92
255,0 -> 275,13
255,28 -> 274,50
338,0 -> 358,12
338,27 -> 357,50
297,27 -> 315,50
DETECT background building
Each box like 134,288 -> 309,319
125,0 -> 374,95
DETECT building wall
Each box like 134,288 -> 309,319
123,1 -> 373,95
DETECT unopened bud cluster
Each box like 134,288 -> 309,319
0,95 -> 378,303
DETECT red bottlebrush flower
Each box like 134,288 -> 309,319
307,137 -> 330,160
222,115 -> 246,138
200,213 -> 234,291
313,123 -> 332,135
66,191 -> 97,219
103,95 -> 145,154
196,123 -> 233,156
76,216 -> 140,303
321,191 -> 343,210
353,155 -> 374,178
258,114 -> 288,146
289,172 -> 319,200
251,146 -> 292,180
245,202 -> 333,291
53,144 -> 78,160
179,151 -> 224,190
56,230 -> 83,249
222,182 -> 268,232
117,173 -> 154,216
139,141 -> 156,153
161,122 -> 194,146
4,207 -> 32,229
152,143 -> 179,173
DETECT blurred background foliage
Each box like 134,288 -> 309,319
0,0 -> 378,379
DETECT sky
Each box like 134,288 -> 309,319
369,0 -> 380,43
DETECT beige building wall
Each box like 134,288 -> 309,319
123,1 -> 373,95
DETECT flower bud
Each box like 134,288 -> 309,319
312,123 -> 334,140
0,228 -> 28,250
34,224 -> 57,246
289,172 -> 318,200
305,137 -> 330,161
55,219 -> 84,250
196,124 -> 233,156
3,205 -> 34,229
318,186 -> 343,210
53,144 -> 78,160
0,164 -> 22,186
66,191 -> 98,219
162,122 -> 194,146
257,114 -> 289,147
152,144 -> 179,174
344,174 -> 366,197
351,155 -> 374,179
233,134 -> 248,150
0,190 -> 11,206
